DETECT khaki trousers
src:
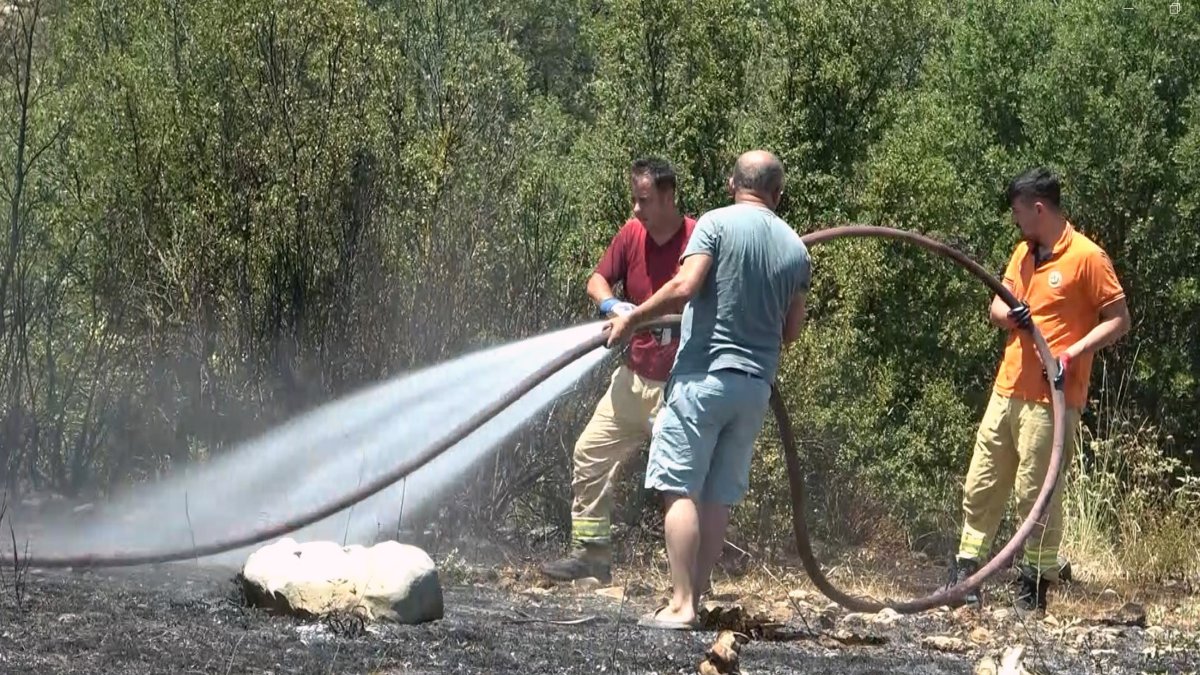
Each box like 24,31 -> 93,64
570,364 -> 664,548
957,391 -> 1081,580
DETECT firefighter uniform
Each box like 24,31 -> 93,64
957,223 -> 1125,583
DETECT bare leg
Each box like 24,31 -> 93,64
659,493 -> 700,623
694,502 -> 730,602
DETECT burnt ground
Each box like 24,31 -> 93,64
1,559 -> 1197,675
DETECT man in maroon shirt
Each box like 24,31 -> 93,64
541,158 -> 696,583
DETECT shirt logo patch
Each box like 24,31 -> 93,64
1048,270 -> 1063,288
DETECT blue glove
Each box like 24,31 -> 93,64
598,297 -> 635,317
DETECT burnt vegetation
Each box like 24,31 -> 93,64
0,0 -> 1197,637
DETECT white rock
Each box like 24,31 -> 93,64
572,577 -> 602,592
840,612 -> 870,627
240,537 -> 443,624
873,608 -> 901,625
922,635 -> 968,653
999,645 -> 1030,675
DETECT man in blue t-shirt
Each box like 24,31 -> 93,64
606,149 -> 812,630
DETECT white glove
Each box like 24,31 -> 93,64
610,301 -> 636,317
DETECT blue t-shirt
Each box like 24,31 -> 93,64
671,203 -> 811,382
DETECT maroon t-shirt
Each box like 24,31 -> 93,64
594,216 -> 696,382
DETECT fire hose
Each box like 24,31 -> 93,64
7,225 -> 1064,614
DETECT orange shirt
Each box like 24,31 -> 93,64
993,224 -> 1125,409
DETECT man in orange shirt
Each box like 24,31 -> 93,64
948,167 -> 1131,612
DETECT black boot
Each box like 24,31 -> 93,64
1015,564 -> 1050,613
539,543 -> 612,584
945,556 -> 982,607
1057,555 -> 1073,584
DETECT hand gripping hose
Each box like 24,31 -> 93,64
785,225 -> 1065,613
8,225 -> 1064,615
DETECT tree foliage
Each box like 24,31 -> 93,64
1,0 -> 1196,550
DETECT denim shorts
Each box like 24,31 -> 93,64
645,369 -> 772,505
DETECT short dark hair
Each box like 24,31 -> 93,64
1007,167 -> 1061,209
731,154 -> 784,196
630,157 -> 677,192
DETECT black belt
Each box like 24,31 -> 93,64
714,367 -> 763,380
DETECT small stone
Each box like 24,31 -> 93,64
999,645 -> 1030,674
819,602 -> 843,630
1146,626 -> 1166,639
571,577 -> 602,592
953,605 -> 981,621
991,608 -> 1011,621
1105,602 -> 1147,628
969,626 -> 992,644
1098,588 -> 1120,603
873,608 -> 901,625
922,635 -> 969,653
840,612 -> 869,628
974,655 -> 998,675
524,586 -> 552,596
595,586 -> 625,601
788,589 -> 812,602
832,629 -> 887,646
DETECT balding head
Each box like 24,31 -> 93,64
729,150 -> 785,209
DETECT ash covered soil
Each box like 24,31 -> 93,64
2,563 -> 1197,674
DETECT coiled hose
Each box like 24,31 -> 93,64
8,225 -> 1064,614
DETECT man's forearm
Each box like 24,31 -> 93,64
1067,315 -> 1130,359
989,294 -> 1017,330
625,277 -> 690,326
587,274 -> 617,306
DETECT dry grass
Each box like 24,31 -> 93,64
695,552 -> 1199,630
1060,372 -> 1200,589
581,518 -> 1200,631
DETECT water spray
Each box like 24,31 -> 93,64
4,225 -> 1064,614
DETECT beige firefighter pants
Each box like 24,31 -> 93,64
957,391 -> 1081,580
570,363 -> 665,548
